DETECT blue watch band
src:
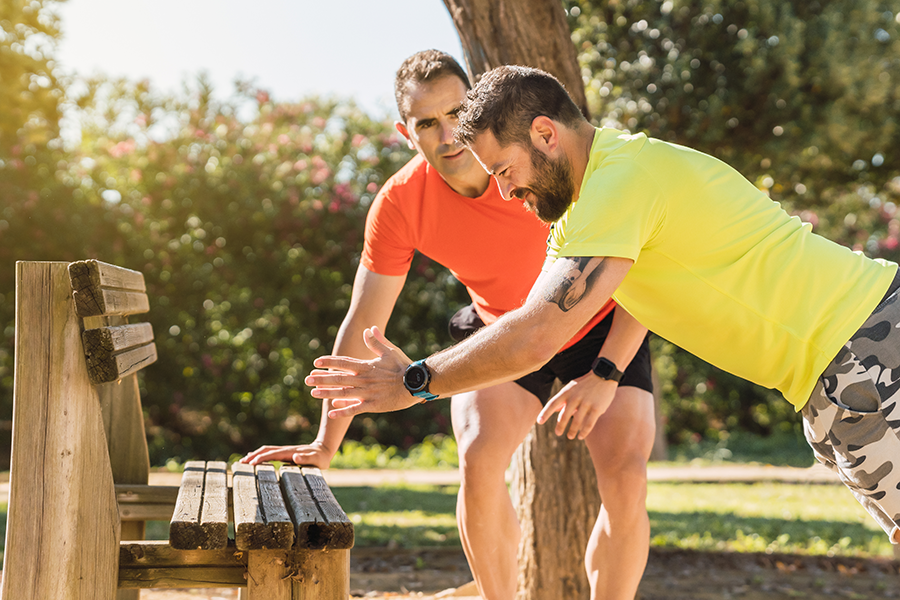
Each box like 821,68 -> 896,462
412,389 -> 440,402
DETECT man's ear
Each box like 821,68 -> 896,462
395,121 -> 416,150
530,116 -> 560,153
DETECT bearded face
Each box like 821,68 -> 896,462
513,143 -> 576,223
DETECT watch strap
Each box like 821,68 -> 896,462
591,356 -> 624,383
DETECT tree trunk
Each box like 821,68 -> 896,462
509,416 -> 600,600
442,0 -> 589,119
441,1 -> 597,598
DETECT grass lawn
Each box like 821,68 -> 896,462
1,480 -> 892,562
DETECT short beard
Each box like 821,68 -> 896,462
519,143 -> 575,223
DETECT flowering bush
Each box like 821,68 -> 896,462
0,74 -> 467,462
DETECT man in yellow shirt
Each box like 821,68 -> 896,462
308,66 -> 900,549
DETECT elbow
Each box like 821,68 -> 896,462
519,330 -> 563,370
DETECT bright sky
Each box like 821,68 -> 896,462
54,0 -> 465,120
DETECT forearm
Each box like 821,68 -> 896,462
596,306 -> 648,369
428,257 -> 634,396
313,266 -> 402,445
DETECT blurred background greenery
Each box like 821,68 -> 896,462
1,0 -> 899,466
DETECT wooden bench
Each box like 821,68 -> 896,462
1,260 -> 354,600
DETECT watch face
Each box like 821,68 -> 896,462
405,365 -> 427,390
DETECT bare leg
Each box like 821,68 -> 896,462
451,382 -> 542,600
583,385 -> 655,600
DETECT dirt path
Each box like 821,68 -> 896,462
136,546 -> 900,600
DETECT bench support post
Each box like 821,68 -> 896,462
2,262 -> 120,600
241,549 -> 350,600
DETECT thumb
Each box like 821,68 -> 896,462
363,326 -> 400,357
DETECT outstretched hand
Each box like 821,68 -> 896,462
240,440 -> 335,468
305,326 -> 421,418
536,372 -> 617,439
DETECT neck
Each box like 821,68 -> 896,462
442,166 -> 491,198
565,121 -> 597,202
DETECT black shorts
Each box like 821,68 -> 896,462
448,304 -> 653,405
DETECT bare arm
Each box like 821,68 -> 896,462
242,265 -> 404,465
537,306 -> 648,439
307,256 -> 633,417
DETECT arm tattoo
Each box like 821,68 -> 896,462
543,257 -> 607,312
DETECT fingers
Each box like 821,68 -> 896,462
313,355 -> 366,372
537,395 -> 564,424
241,445 -> 300,466
328,400 -> 366,419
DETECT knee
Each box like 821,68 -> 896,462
594,454 -> 649,510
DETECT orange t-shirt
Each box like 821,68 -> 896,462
361,154 -> 613,350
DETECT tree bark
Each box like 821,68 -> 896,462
442,0 -> 589,119
441,1 -> 597,598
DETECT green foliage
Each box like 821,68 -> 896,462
666,429 -> 814,467
0,69 -> 467,462
565,0 -> 900,443
0,0 -> 64,153
330,434 -> 459,470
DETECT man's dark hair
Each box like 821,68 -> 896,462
394,50 -> 470,122
455,66 -> 586,148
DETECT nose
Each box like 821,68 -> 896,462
439,121 -> 456,146
495,177 -> 514,201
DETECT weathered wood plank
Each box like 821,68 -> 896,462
84,323 -> 155,354
118,567 -> 248,589
232,463 -> 293,550
71,259 -> 147,292
202,461 -> 229,545
257,465 -> 295,549
116,484 -> 177,522
1,261 -> 120,600
117,484 -> 180,503
120,540 -> 246,567
296,467 -> 354,550
85,334 -> 158,383
69,260 -> 149,317
280,466 -> 323,549
170,461 -> 228,549
119,541 -> 247,589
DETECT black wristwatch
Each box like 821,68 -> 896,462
403,359 -> 439,402
591,357 -> 624,383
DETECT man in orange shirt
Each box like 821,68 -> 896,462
244,51 -> 654,600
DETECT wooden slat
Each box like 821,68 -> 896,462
202,461 -> 229,542
116,483 -> 178,521
170,462 -> 228,550
303,467 -> 355,549
232,463 -> 294,551
85,323 -> 155,354
72,259 -> 147,292
69,260 -> 149,317
83,324 -> 158,383
119,539 -> 247,590
2,261 -> 120,600
117,484 -> 180,504
256,465 -> 294,548
280,466 -> 354,550
120,540 -> 245,567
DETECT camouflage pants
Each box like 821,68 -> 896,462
802,280 -> 900,542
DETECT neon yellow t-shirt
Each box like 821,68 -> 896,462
547,128 -> 897,409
